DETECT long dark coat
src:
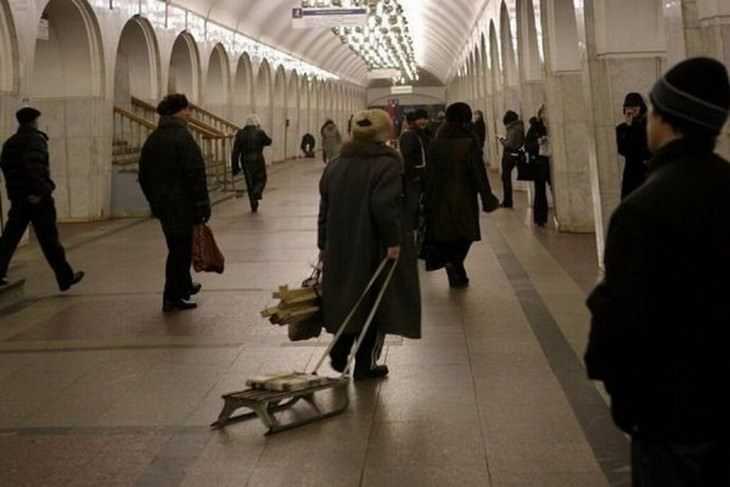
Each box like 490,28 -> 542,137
138,116 -> 210,232
423,122 -> 494,243
585,137 -> 730,442
616,117 -> 650,199
318,141 -> 421,339
231,125 -> 272,198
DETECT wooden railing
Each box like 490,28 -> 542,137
128,96 -> 237,192
190,103 -> 240,136
112,106 -> 155,173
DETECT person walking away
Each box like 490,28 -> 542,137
422,102 -> 499,288
320,119 -> 342,164
300,133 -> 316,158
523,105 -> 551,226
616,92 -> 651,199
0,107 -> 84,290
585,57 -> 730,486
497,110 -> 524,208
398,109 -> 431,227
231,115 -> 272,212
138,94 -> 211,312
318,109 -> 421,380
472,109 -> 487,149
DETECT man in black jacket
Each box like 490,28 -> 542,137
585,58 -> 730,486
139,94 -> 211,312
616,92 -> 651,199
0,107 -> 84,290
399,109 -> 430,226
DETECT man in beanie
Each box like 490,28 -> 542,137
399,108 -> 431,226
0,107 -> 84,290
318,109 -> 421,380
139,94 -> 211,312
585,57 -> 730,485
616,92 -> 651,199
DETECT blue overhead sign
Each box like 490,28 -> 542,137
292,6 -> 368,29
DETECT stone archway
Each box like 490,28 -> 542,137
272,65 -> 287,162
233,52 -> 253,126
31,0 -> 106,220
254,59 -> 273,135
499,0 -> 521,114
286,71 -> 300,160
168,32 -> 200,103
0,0 -> 17,95
205,43 -> 230,117
114,16 -> 160,107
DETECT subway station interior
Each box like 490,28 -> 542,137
0,0 -> 729,485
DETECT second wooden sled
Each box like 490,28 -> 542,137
211,258 -> 396,435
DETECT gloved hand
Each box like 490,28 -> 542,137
232,166 -> 240,176
196,206 -> 211,224
482,193 -> 500,213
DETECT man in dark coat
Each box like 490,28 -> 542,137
498,110 -> 525,208
472,109 -> 487,148
398,108 -> 431,227
0,107 -> 84,290
585,57 -> 730,486
422,102 -> 499,287
318,109 -> 421,381
139,94 -> 211,312
231,115 -> 272,212
616,92 -> 651,199
523,105 -> 551,227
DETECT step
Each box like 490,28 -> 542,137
0,277 -> 25,311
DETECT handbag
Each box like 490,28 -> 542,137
192,224 -> 225,274
515,149 -> 537,181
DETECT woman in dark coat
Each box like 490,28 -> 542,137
422,102 -> 499,288
616,92 -> 650,199
524,105 -> 551,226
231,115 -> 272,212
472,109 -> 487,148
498,110 -> 525,208
318,109 -> 421,380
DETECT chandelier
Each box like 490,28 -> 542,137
320,0 -> 419,83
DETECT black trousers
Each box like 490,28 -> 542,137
243,158 -> 267,210
0,197 -> 74,287
533,159 -> 551,225
329,324 -> 385,373
501,155 -> 516,206
161,225 -> 193,301
632,436 -> 730,487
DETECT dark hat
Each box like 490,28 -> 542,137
413,108 -> 429,120
446,102 -> 472,125
156,93 -> 190,116
623,92 -> 645,108
16,107 -> 41,124
351,109 -> 393,142
649,57 -> 730,135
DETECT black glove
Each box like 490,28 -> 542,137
232,165 -> 240,176
482,193 -> 499,213
196,206 -> 211,224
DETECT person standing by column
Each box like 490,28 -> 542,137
320,119 -> 342,164
616,92 -> 650,199
138,94 -> 211,312
0,107 -> 84,290
472,110 -> 487,149
585,58 -> 730,486
398,109 -> 431,227
231,115 -> 272,212
497,110 -> 524,208
524,105 -> 551,227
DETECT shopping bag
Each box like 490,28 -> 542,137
192,223 -> 225,274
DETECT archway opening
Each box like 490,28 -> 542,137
287,71 -> 300,159
0,0 -> 16,94
255,60 -> 273,134
205,43 -> 229,116
168,33 -> 199,103
114,17 -> 158,107
233,53 -> 253,126
272,66 -> 287,161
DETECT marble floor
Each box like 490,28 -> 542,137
0,158 -> 630,486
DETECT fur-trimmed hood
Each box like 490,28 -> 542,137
339,140 -> 403,164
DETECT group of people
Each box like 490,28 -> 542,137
1,54 -> 730,485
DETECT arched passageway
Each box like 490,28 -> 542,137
31,0 -> 106,220
286,71 -> 300,160
233,53 -> 253,126
168,33 -> 199,103
272,65 -> 287,161
205,43 -> 230,117
254,59 -> 273,135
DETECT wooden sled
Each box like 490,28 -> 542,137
211,258 -> 396,435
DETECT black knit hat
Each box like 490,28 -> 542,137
156,93 -> 190,116
649,57 -> 730,135
623,92 -> 645,108
446,102 -> 472,125
16,107 -> 41,124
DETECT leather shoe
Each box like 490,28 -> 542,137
162,298 -> 198,312
59,271 -> 85,292
354,365 -> 389,381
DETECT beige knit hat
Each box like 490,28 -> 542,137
351,109 -> 393,142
